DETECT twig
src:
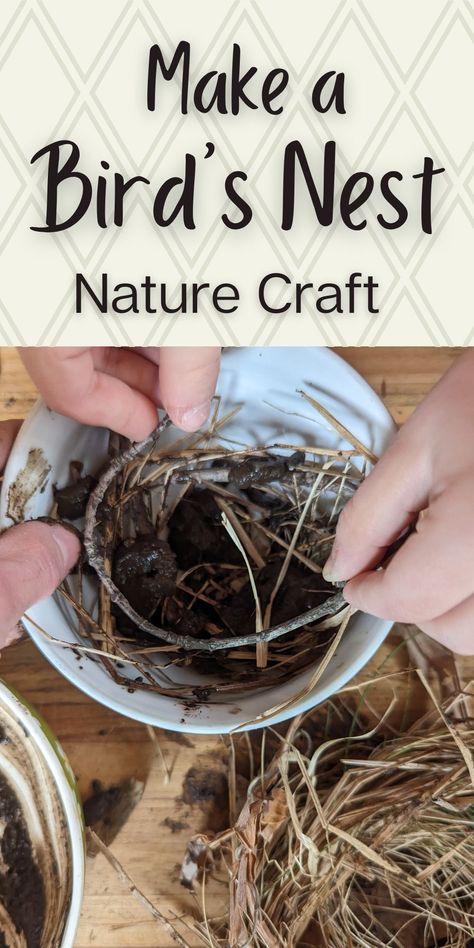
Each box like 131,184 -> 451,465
87,829 -> 190,947
298,390 -> 378,465
24,613 -> 142,667
221,511 -> 264,665
215,496 -> 265,569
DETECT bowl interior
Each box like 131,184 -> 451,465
0,681 -> 84,948
0,348 -> 395,733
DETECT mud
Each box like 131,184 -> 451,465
6,448 -> 51,523
183,767 -> 229,832
113,535 -> 177,617
229,451 -> 304,489
53,475 -> 97,520
0,775 -> 45,948
219,559 -> 333,639
168,488 -> 243,570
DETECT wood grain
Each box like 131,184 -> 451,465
0,348 -> 463,425
0,346 -> 471,947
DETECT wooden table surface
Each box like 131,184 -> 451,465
0,347 -> 471,948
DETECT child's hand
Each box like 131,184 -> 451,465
323,350 -> 474,655
0,421 -> 80,645
20,347 -> 221,441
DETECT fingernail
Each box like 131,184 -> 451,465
322,550 -> 345,584
174,400 -> 211,432
50,526 -> 81,572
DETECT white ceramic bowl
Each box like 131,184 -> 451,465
0,348 -> 395,733
0,680 -> 84,947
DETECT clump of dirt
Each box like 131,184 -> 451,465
168,489 -> 244,570
54,475 -> 97,520
183,767 -> 229,832
113,535 -> 177,617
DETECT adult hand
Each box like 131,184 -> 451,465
20,347 -> 222,442
0,420 -> 80,648
323,350 -> 474,655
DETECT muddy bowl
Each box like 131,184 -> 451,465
0,679 -> 84,947
0,348 -> 395,734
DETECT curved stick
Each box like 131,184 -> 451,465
83,419 -> 347,652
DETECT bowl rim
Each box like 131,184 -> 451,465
21,612 -> 394,734
0,679 -> 85,948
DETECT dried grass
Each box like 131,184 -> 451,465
54,395 -> 366,707
183,679 -> 474,947
84,655 -> 474,947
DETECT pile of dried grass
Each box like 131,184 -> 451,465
183,678 -> 474,947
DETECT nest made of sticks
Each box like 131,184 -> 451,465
183,681 -> 474,948
44,394 -> 374,706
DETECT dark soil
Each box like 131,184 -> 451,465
167,488 -> 244,570
218,558 -> 332,639
54,474 -> 97,520
0,775 -> 45,948
58,458 -> 340,698
110,486 -> 335,675
102,483 -> 328,655
113,535 -> 177,617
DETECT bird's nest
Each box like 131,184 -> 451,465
42,394 -> 374,707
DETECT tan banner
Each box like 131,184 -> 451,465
0,0 -> 472,345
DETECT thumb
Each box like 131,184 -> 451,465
0,521 -> 80,644
323,430 -> 431,584
158,347 -> 221,432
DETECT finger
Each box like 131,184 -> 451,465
72,373 -> 160,441
419,595 -> 474,656
0,420 -> 22,470
21,348 -> 158,441
22,347 -> 161,404
132,347 -> 160,366
93,348 -> 160,404
21,348 -> 161,441
323,429 -> 431,583
0,522 -> 80,645
159,348 -> 221,431
344,485 -> 474,623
